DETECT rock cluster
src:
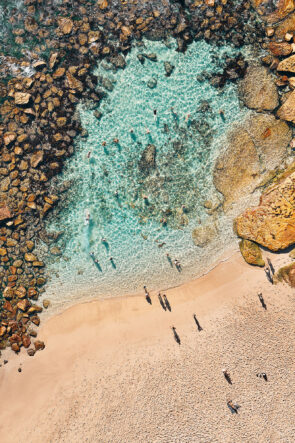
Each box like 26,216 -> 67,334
235,0 -> 295,260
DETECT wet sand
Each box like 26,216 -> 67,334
0,251 -> 295,442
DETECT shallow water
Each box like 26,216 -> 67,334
44,38 -> 251,305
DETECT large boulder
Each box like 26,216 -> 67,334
235,170 -> 295,251
213,113 -> 291,210
252,0 -> 295,23
274,11 -> 295,38
238,65 -> 279,111
239,239 -> 265,266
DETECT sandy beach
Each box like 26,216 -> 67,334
0,251 -> 295,443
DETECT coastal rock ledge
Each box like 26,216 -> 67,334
235,170 -> 295,251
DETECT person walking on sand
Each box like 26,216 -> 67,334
227,400 -> 238,414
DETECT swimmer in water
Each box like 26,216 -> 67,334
219,109 -> 225,120
153,109 -> 157,121
87,151 -> 91,159
102,141 -> 106,146
113,138 -> 119,144
145,127 -> 150,134
185,113 -> 191,122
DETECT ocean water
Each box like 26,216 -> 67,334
44,38 -> 251,306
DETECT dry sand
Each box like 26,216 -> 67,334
0,251 -> 295,443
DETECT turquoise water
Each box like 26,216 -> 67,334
44,39 -> 250,304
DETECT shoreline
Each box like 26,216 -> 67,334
41,245 -> 240,319
0,248 -> 294,442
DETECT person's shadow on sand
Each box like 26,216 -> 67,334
171,326 -> 181,345
193,314 -> 203,331
158,294 -> 166,311
163,294 -> 171,312
146,293 -> 152,305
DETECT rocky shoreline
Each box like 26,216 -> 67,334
0,0 -> 292,357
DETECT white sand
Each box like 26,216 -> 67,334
0,251 -> 295,442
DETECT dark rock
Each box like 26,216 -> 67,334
164,61 -> 175,77
147,77 -> 157,89
138,144 -> 157,175
137,54 -> 145,64
144,53 -> 157,62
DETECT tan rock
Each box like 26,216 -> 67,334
269,41 -> 292,56
33,261 -> 44,267
14,92 -> 31,105
34,340 -> 45,351
53,67 -> 65,79
17,299 -> 30,312
43,299 -> 50,309
235,171 -> 295,251
0,247 -> 7,256
239,239 -> 265,266
88,30 -> 101,43
50,246 -> 61,255
49,52 -> 58,69
11,343 -> 20,353
15,286 -> 27,299
4,132 -> 16,146
275,11 -> 295,38
3,287 -> 14,299
24,252 -> 37,262
26,240 -> 34,251
65,71 -> 83,92
0,326 -> 6,336
58,17 -> 73,35
192,223 -> 217,247
253,0 -> 295,23
27,348 -> 35,356
22,335 -> 31,348
57,117 -> 67,127
0,203 -> 12,221
289,247 -> 295,258
30,150 -> 44,168
275,262 -> 295,286
277,54 -> 295,72
98,0 -> 108,9
33,60 -> 46,70
238,65 -> 279,111
277,90 -> 295,122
